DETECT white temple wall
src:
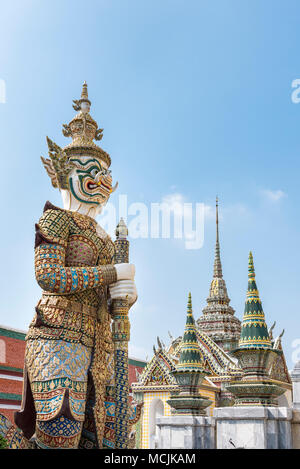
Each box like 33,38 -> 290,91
277,389 -> 292,408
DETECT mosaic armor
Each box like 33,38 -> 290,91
14,201 -> 118,448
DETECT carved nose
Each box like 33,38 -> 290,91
94,172 -> 102,184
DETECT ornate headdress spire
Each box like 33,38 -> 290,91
81,81 -> 89,100
63,82 -> 109,166
41,82 -> 112,190
71,81 -> 91,110
238,252 -> 271,349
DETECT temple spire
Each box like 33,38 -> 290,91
197,197 -> 241,352
177,293 -> 206,372
213,196 -> 223,278
238,252 -> 271,350
167,292 -> 212,416
227,252 -> 283,406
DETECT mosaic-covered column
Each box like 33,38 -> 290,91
112,219 -> 131,448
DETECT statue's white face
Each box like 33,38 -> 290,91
61,155 -> 116,216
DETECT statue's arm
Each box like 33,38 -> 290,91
34,209 -> 117,294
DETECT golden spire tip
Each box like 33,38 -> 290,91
81,81 -> 88,99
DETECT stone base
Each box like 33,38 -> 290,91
167,395 -> 212,416
226,379 -> 285,406
291,409 -> 300,449
156,415 -> 215,449
214,406 -> 292,449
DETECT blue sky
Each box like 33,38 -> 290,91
0,0 -> 300,367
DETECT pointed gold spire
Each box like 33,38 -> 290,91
216,195 -> 219,239
198,196 -> 241,351
213,196 -> 223,278
81,81 -> 89,100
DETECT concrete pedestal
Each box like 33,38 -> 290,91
214,407 -> 292,449
291,410 -> 300,449
156,415 -> 215,449
291,361 -> 300,411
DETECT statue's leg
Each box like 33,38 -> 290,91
35,415 -> 83,449
24,338 -> 92,449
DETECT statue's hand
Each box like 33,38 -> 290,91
109,280 -> 138,306
115,263 -> 135,281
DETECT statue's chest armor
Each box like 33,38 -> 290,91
65,214 -> 114,267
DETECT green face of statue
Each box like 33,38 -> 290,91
68,156 -> 114,206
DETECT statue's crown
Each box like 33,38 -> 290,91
62,82 -> 111,167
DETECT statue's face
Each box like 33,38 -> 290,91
68,156 -> 113,207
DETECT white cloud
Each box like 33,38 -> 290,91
261,189 -> 287,202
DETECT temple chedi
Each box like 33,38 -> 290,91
197,198 -> 241,352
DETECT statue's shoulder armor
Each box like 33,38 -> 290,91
95,224 -> 116,261
35,201 -> 70,248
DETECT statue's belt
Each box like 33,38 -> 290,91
37,295 -> 98,317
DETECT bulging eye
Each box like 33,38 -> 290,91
90,168 -> 98,178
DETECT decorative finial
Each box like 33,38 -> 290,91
157,337 -> 163,350
187,292 -> 192,313
115,218 -> 128,240
248,251 -> 255,278
81,81 -> 88,100
72,81 -> 91,112
268,321 -> 276,341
